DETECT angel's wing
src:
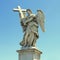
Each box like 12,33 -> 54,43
36,10 -> 45,32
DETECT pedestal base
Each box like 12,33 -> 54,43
17,47 -> 42,60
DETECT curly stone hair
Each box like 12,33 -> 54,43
26,9 -> 32,13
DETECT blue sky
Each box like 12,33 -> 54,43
0,0 -> 60,60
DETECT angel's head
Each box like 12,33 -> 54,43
26,9 -> 32,15
37,10 -> 43,14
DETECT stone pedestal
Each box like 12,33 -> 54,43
17,47 -> 42,60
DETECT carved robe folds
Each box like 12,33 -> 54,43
20,15 -> 39,47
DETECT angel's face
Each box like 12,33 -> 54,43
27,11 -> 31,15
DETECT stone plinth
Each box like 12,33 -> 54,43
17,47 -> 42,60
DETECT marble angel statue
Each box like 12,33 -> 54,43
13,6 -> 45,47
